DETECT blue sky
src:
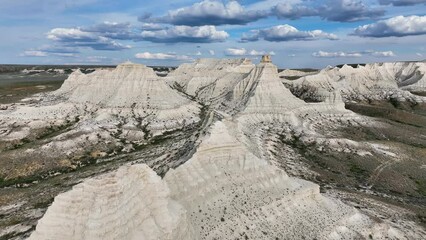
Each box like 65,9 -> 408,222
1,0 -> 425,68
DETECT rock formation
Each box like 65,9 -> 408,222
28,164 -> 194,240
3,58 -> 426,239
284,62 -> 426,103
52,61 -> 200,134
278,69 -> 318,79
166,58 -> 256,113
1,61 -> 200,141
165,121 -> 401,239
29,121 -> 407,240
0,62 -> 201,180
260,54 -> 272,63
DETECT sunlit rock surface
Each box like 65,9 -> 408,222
166,58 -> 257,113
165,121 -> 401,240
30,121 -> 405,240
0,62 -> 201,180
0,61 -> 200,141
2,58 -> 425,239
284,62 -> 426,103
28,164 -> 194,240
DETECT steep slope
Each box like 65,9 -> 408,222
165,121 -> 400,239
30,121 -> 405,239
3,59 -> 426,239
28,164 -> 194,240
0,62 -> 201,180
1,62 -> 200,140
237,62 -> 351,158
53,61 -> 200,132
278,69 -> 318,79
166,58 -> 257,113
284,62 -> 426,103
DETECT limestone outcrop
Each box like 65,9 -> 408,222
28,164 -> 194,240
1,62 -> 200,142
0,62 -> 201,180
29,121 -> 407,240
166,58 -> 256,113
284,62 -> 426,103
2,58 -> 425,239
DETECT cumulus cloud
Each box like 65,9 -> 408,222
47,28 -> 132,50
140,23 -> 164,31
20,50 -> 48,57
370,51 -> 396,57
352,15 -> 426,37
224,48 -> 275,56
38,46 -> 80,54
272,3 -> 318,20
140,25 -> 229,43
20,49 -> 78,58
82,22 -> 136,40
273,0 -> 385,22
378,0 -> 426,6
135,52 -> 192,60
241,25 -> 338,42
312,51 -> 362,58
141,0 -> 268,26
312,50 -> 396,58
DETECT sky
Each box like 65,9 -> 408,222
0,0 -> 425,68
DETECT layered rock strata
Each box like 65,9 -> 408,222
284,62 -> 426,103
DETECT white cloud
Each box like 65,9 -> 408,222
273,0 -> 385,22
241,24 -> 338,42
86,56 -> 108,63
370,51 -> 396,57
352,15 -> 426,37
140,23 -> 164,31
312,50 -> 396,58
47,28 -> 132,50
143,0 -> 268,26
83,22 -> 134,40
225,48 -> 275,56
135,52 -> 192,61
20,50 -> 48,57
225,48 -> 247,56
312,51 -> 362,58
416,53 -> 423,57
378,0 -> 426,6
140,25 -> 229,43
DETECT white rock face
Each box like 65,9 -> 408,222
8,59 -> 426,239
242,63 -> 306,114
0,62 -> 200,142
278,69 -> 318,78
165,121 -> 400,239
54,61 -> 200,133
285,62 -> 426,103
30,121 -> 404,240
28,164 -> 194,240
166,58 -> 256,113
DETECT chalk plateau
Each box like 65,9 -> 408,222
0,61 -> 200,142
29,121 -> 404,240
284,62 -> 426,103
1,58 -> 425,239
28,164 -> 194,240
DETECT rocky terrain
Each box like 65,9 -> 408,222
0,58 -> 425,239
283,62 -> 426,103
